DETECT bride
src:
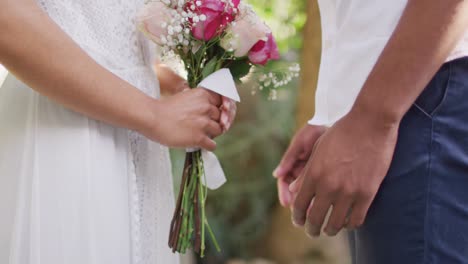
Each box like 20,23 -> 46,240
0,0 -> 235,263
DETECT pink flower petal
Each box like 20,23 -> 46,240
189,0 -> 240,41
248,33 -> 280,65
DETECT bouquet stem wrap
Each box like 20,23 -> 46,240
168,150 -> 215,256
168,69 -> 239,256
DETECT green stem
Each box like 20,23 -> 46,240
197,152 -> 206,257
198,152 -> 221,252
183,170 -> 197,250
183,157 -> 200,252
205,218 -> 221,252
187,201 -> 194,242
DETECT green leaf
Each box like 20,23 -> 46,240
202,57 -> 218,79
227,59 -> 252,83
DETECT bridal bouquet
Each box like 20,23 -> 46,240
138,0 -> 299,257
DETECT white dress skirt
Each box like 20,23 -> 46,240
0,1 -> 179,264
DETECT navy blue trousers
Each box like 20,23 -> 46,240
349,57 -> 468,264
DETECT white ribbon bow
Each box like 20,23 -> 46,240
186,69 -> 240,190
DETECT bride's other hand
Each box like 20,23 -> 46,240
140,89 -> 223,151
155,64 -> 187,96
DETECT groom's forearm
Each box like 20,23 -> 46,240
351,0 -> 468,126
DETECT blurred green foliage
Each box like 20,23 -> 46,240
171,0 -> 307,262
249,0 -> 307,52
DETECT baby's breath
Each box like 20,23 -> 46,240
250,63 -> 301,100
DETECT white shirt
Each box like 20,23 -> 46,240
309,0 -> 468,127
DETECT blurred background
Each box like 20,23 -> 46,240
171,1 -> 351,263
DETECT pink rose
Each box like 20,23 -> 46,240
248,33 -> 280,65
220,3 -> 271,57
137,1 -> 173,45
190,0 -> 240,41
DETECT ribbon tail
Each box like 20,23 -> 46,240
200,150 -> 227,190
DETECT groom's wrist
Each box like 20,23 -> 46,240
350,95 -> 403,132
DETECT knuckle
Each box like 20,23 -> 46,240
322,181 -> 340,196
201,118 -> 210,128
196,88 -> 208,98
341,184 -> 356,198
201,103 -> 211,112
357,189 -> 374,200
212,107 -> 220,116
306,171 -> 320,183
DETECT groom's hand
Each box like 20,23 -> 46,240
290,111 -> 398,237
274,124 -> 326,207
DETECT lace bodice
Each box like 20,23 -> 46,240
35,1 -> 178,263
38,0 -> 155,72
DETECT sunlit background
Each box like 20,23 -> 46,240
171,1 -> 351,263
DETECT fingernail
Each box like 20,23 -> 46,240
292,220 -> 301,228
221,113 -> 228,124
292,210 -> 306,227
225,121 -> 232,131
305,222 -> 320,238
273,166 -> 283,178
291,215 -> 302,228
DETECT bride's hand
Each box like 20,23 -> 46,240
155,64 -> 236,132
140,88 -> 223,151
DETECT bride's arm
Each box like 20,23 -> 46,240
0,1 -> 154,131
0,0 -> 223,150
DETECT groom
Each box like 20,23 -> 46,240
274,1 -> 468,263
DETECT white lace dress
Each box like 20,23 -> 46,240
0,1 -> 179,264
